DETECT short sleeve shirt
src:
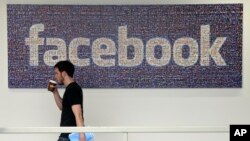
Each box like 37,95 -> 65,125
60,82 -> 83,138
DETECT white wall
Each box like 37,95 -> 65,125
0,0 -> 249,141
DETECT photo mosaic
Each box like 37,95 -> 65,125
8,4 -> 242,88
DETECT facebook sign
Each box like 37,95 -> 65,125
7,4 -> 242,88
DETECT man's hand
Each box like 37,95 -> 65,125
79,133 -> 86,141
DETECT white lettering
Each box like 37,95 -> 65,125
92,38 -> 116,67
118,26 -> 144,67
200,25 -> 227,66
25,24 -> 45,66
69,37 -> 90,66
234,129 -> 247,136
44,38 -> 66,66
173,37 -> 199,66
146,38 -> 171,66
25,24 -> 227,67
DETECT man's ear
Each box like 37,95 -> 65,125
61,71 -> 67,77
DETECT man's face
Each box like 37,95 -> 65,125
54,67 -> 64,85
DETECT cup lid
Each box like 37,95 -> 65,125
49,80 -> 57,84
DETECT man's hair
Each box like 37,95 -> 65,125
54,60 -> 75,77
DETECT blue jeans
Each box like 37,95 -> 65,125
57,137 -> 70,141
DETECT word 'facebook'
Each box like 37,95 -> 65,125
25,24 -> 227,67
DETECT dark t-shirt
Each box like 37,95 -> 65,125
60,82 -> 83,138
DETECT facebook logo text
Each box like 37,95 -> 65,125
25,24 -> 227,67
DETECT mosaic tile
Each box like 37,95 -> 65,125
7,4 -> 242,88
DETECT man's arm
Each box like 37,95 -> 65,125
72,104 -> 86,141
52,89 -> 63,110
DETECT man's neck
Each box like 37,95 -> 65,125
63,77 -> 75,87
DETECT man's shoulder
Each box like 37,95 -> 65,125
73,82 -> 82,89
67,82 -> 81,88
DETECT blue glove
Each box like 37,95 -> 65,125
69,132 -> 94,141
